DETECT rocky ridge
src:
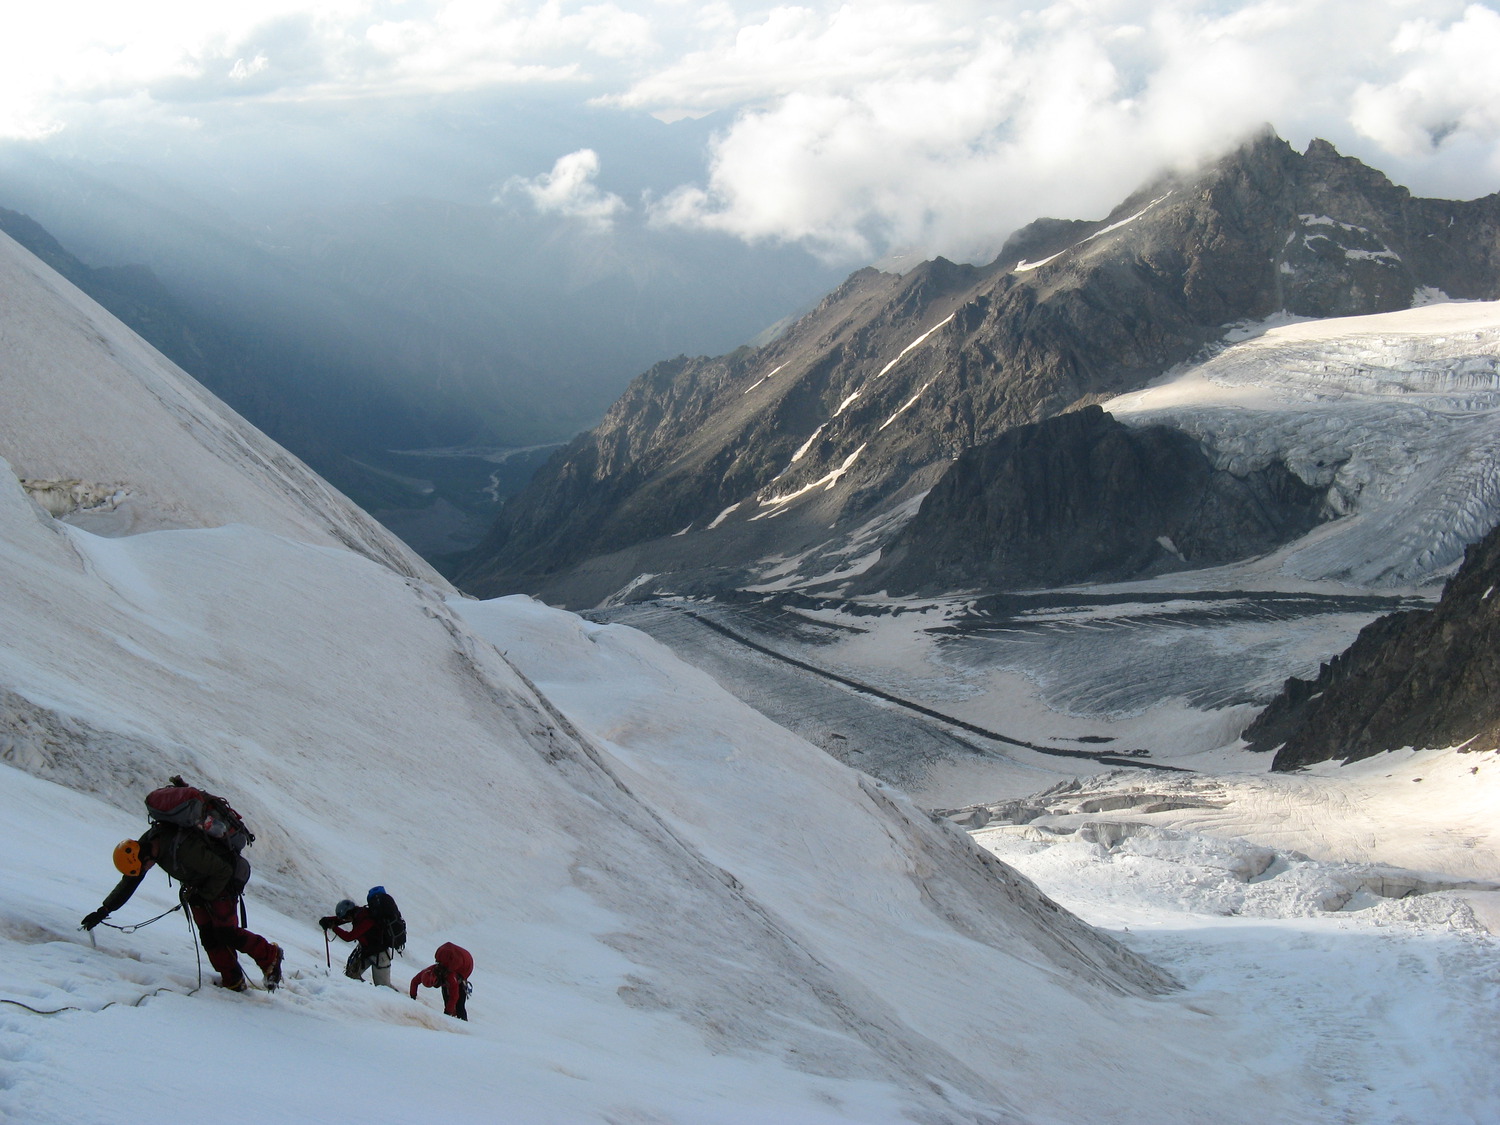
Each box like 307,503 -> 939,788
1246,519 -> 1500,769
868,404 -> 1328,593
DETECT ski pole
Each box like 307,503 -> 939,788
324,928 -> 331,970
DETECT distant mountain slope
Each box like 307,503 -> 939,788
0,227 -> 443,584
459,132 -> 1500,606
0,152 -> 848,449
1246,519 -> 1500,769
0,206 -> 523,540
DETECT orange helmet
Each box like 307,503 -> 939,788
113,839 -> 143,876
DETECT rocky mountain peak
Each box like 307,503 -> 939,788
456,133 -> 1500,607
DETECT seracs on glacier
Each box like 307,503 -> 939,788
1105,299 -> 1500,587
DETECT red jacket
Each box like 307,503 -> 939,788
329,907 -> 381,950
408,964 -> 466,1016
409,943 -> 472,1019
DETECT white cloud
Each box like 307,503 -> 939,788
505,148 -> 628,228
1350,5 -> 1500,164
633,0 -> 1500,262
0,0 -> 656,134
6,1 -> 1500,262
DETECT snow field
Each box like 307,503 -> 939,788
1105,300 -> 1500,586
967,752 -> 1500,1124
0,507 -> 937,1123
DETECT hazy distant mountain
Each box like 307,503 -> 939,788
0,208 -> 413,468
457,132 -> 1500,605
0,150 -> 845,446
0,147 -> 846,558
0,205 -> 512,557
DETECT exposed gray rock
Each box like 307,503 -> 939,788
1248,519 -> 1500,769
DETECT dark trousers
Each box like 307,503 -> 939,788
189,897 -> 276,986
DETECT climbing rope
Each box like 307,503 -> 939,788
0,900 -> 207,1016
185,901 -> 203,992
97,902 -> 183,934
0,986 -> 187,1017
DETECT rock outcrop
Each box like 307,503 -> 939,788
868,405 -> 1328,593
1247,521 -> 1500,768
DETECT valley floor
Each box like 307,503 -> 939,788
599,592 -> 1500,1124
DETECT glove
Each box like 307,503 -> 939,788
81,910 -> 107,931
318,916 -> 337,929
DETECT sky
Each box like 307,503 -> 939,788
5,0 -> 1500,265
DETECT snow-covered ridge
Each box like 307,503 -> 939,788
1011,193 -> 1174,275
1105,300 -> 1500,586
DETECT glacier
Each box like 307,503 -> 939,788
1104,300 -> 1500,587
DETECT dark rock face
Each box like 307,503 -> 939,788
456,132 -> 1500,604
868,406 -> 1328,593
1247,522 -> 1500,769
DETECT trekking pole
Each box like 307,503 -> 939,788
324,928 -> 331,971
187,907 -> 203,993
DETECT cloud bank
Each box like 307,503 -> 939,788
630,1 -> 1500,261
9,1 -> 1500,264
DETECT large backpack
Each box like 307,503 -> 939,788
435,941 -> 473,982
145,783 -> 255,854
367,888 -> 406,953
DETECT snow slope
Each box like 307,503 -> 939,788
1105,300 -> 1500,587
0,231 -> 1343,1123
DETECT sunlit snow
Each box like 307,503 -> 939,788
874,312 -> 955,380
879,380 -> 934,431
754,444 -> 868,519
1105,300 -> 1500,585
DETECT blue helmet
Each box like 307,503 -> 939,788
367,886 -> 385,901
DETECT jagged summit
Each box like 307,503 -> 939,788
457,132 -> 1500,607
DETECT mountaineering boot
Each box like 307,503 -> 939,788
215,974 -> 249,993
263,943 -> 284,991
